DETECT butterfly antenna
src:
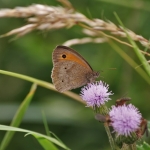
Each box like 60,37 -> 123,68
100,68 -> 117,73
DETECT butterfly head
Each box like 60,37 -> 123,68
87,71 -> 100,83
93,71 -> 100,78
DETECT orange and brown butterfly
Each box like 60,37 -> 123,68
51,45 -> 99,92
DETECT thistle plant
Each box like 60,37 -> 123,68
80,81 -> 148,149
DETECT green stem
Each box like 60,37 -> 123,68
97,105 -> 116,150
0,70 -> 51,89
0,69 -> 84,104
104,123 -> 117,150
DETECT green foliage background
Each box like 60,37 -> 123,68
0,0 -> 150,149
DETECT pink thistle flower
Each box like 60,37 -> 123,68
80,81 -> 113,107
109,104 -> 142,136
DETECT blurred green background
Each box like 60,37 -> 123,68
0,0 -> 150,149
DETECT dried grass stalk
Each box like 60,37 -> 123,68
0,0 -> 150,50
63,37 -> 108,47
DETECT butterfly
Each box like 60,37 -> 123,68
51,45 -> 99,92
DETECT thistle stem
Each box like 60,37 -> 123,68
104,123 -> 117,150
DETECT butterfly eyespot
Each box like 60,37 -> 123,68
62,54 -> 66,58
64,67 -> 67,69
62,80 -> 64,82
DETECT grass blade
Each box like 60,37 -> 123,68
41,112 -> 68,150
0,69 -> 83,104
114,13 -> 150,79
0,84 -> 37,150
42,111 -> 51,137
109,41 -> 150,84
32,134 -> 58,150
0,125 -> 70,150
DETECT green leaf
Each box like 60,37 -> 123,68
136,145 -> 144,150
0,69 -> 83,104
42,111 -> 51,137
0,84 -> 37,150
0,125 -> 70,150
41,112 -> 59,149
41,112 -> 65,147
137,142 -> 150,150
143,142 -> 150,149
31,134 -> 58,150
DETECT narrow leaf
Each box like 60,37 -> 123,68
142,141 -> 150,149
32,134 -> 58,150
114,13 -> 150,79
137,142 -> 150,150
42,111 -> 51,137
109,41 -> 150,84
0,125 -> 70,150
0,84 -> 37,150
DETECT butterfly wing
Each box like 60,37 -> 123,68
52,61 -> 91,92
51,46 -> 94,92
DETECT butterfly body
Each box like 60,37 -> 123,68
51,45 -> 99,92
